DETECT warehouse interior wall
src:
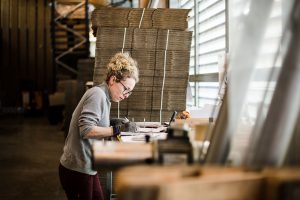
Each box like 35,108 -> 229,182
0,0 -> 53,109
0,0 -> 169,111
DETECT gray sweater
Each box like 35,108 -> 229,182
60,82 -> 111,175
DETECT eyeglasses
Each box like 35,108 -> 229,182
118,81 -> 132,96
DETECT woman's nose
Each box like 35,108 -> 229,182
123,93 -> 129,98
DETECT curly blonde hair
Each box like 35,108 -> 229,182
105,52 -> 139,83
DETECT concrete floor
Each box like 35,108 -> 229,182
0,114 -> 67,200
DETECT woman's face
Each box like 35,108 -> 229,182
108,76 -> 136,102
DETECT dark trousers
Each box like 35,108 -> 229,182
59,164 -> 104,200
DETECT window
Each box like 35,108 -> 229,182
177,0 -> 227,108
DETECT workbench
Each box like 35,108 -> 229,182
92,122 -> 167,200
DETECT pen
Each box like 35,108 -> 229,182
169,111 -> 177,126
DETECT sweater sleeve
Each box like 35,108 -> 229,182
78,88 -> 106,137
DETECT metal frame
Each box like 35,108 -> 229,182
51,0 -> 89,77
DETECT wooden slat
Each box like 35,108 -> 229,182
116,166 -> 264,200
27,0 -> 36,83
10,0 -> 19,105
37,0 -> 45,90
1,0 -> 55,107
18,0 -> 28,81
45,0 -> 53,92
1,0 -> 10,105
0,1 -> 1,26
0,0 -> 3,103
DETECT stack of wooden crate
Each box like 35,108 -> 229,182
92,7 -> 192,122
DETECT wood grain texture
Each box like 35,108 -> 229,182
27,0 -> 36,83
10,0 -> 19,105
45,0 -> 54,92
37,0 -> 45,90
1,0 -> 54,106
19,0 -> 28,81
1,0 -> 10,105
116,166 -> 264,200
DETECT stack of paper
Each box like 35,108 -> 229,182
91,8 -> 130,28
91,8 -> 190,30
95,27 -> 133,49
92,8 -> 192,122
152,8 -> 191,30
156,29 -> 192,50
128,8 -> 155,28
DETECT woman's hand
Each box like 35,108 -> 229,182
111,118 -> 137,135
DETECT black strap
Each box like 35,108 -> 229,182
112,125 -> 120,136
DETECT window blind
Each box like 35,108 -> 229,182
180,0 -> 227,108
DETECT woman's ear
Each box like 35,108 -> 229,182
108,76 -> 115,86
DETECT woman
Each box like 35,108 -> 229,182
59,52 -> 139,200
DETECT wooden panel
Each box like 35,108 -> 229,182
37,0 -> 45,90
27,0 -> 36,83
116,166 -> 264,200
45,0 -> 54,92
10,0 -> 19,105
18,0 -> 28,81
1,0 -> 10,105
158,0 -> 168,8
0,1 -> 1,25
0,1 -> 2,103
139,0 -> 150,8
263,168 -> 300,200
0,0 -> 55,107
